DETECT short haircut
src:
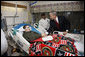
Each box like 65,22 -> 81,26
49,11 -> 56,16
41,13 -> 46,17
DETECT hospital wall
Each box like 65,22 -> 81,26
31,1 -> 84,12
1,1 -> 33,31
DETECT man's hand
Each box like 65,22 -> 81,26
63,31 -> 68,35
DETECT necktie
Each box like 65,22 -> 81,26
55,21 -> 60,29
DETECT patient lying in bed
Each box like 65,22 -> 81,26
23,25 -> 47,41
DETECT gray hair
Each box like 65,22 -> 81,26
49,11 -> 57,16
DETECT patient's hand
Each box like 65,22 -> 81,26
41,33 -> 47,37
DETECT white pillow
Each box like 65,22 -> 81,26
17,26 -> 25,31
17,26 -> 25,35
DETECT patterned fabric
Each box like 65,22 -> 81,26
29,34 -> 78,56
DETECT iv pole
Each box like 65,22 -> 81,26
13,2 -> 17,26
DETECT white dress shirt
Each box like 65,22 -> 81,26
56,17 -> 59,24
39,18 -> 50,30
39,18 -> 50,34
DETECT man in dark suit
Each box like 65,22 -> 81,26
47,11 -> 70,34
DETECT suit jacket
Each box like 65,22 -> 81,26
47,16 -> 70,34
23,31 -> 41,41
